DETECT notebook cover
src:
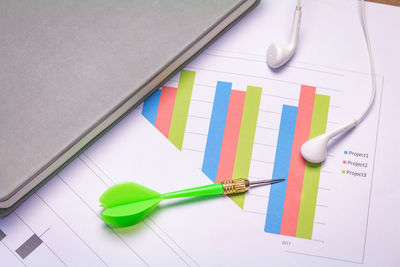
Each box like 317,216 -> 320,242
0,0 -> 258,215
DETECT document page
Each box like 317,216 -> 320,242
1,0 -> 399,266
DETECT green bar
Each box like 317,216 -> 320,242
296,94 -> 330,239
231,86 -> 262,209
168,70 -> 196,150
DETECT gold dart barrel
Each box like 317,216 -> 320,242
221,178 -> 285,195
221,179 -> 250,195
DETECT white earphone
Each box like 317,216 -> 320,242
267,4 -> 301,68
267,0 -> 376,163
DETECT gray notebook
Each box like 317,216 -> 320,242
0,0 -> 259,216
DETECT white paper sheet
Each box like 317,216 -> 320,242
1,0 -> 399,266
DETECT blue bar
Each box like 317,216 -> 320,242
142,89 -> 161,125
265,105 -> 297,234
202,81 -> 232,182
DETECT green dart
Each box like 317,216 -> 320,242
99,178 -> 284,227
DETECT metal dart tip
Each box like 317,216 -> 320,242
249,178 -> 285,188
271,179 -> 285,183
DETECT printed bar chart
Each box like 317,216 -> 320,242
142,71 -> 329,227
16,234 -> 43,259
203,85 -> 261,209
216,90 -> 246,183
265,105 -> 297,234
155,86 -> 178,138
169,70 -> 196,150
202,81 -> 232,182
142,90 -> 161,126
280,85 -> 316,236
297,94 -> 330,239
0,228 -> 5,241
230,86 -> 262,208
264,86 -> 330,240
142,70 -> 195,150
143,72 -> 262,210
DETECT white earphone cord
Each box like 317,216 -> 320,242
320,0 -> 376,134
299,0 -> 377,163
358,0 -> 376,124
298,0 -> 375,127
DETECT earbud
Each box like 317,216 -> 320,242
301,120 -> 358,163
300,133 -> 330,163
267,5 -> 302,69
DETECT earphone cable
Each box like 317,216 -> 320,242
357,0 -> 377,124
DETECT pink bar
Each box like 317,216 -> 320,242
216,90 -> 246,183
155,86 -> 178,138
280,85 -> 316,236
